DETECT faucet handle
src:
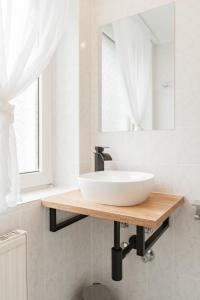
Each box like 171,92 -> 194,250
95,146 -> 110,153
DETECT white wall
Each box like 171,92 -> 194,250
79,0 -> 200,299
0,1 -> 92,300
53,0 -> 80,188
79,0 -> 93,174
0,201 -> 91,300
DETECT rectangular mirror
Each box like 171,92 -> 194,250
100,3 -> 175,132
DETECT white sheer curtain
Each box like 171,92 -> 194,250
0,0 -> 68,213
113,17 -> 152,131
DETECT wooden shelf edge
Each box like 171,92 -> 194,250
42,191 -> 184,228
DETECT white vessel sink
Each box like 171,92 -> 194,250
78,171 -> 154,207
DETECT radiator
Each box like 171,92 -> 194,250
0,230 -> 28,300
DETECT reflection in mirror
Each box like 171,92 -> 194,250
100,3 -> 175,132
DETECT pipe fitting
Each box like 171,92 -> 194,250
142,249 -> 155,263
121,242 -> 128,249
194,206 -> 200,220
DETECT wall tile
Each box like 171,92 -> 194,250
176,129 -> 200,165
83,0 -> 200,299
0,200 -> 91,300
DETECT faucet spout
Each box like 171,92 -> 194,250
102,152 -> 112,161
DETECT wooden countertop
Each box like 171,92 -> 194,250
42,190 -> 184,228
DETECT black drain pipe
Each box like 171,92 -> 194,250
111,219 -> 169,281
112,221 -> 123,281
112,222 -> 136,281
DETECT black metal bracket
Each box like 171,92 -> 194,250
49,208 -> 88,232
112,218 -> 169,281
49,207 -> 169,281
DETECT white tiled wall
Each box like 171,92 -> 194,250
79,0 -> 200,299
0,201 -> 91,300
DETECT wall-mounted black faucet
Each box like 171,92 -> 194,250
94,146 -> 112,171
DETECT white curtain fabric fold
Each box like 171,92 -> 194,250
0,0 -> 68,213
113,17 -> 152,131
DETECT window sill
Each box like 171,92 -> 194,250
20,186 -> 77,205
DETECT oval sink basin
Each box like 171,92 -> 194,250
78,171 -> 154,206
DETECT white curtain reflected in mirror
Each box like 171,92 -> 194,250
100,3 -> 175,132
113,17 -> 153,130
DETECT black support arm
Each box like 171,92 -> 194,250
49,208 -> 88,232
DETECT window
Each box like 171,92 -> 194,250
101,32 -> 130,132
12,68 -> 53,190
13,80 -> 39,174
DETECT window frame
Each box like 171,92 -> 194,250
20,64 -> 53,190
